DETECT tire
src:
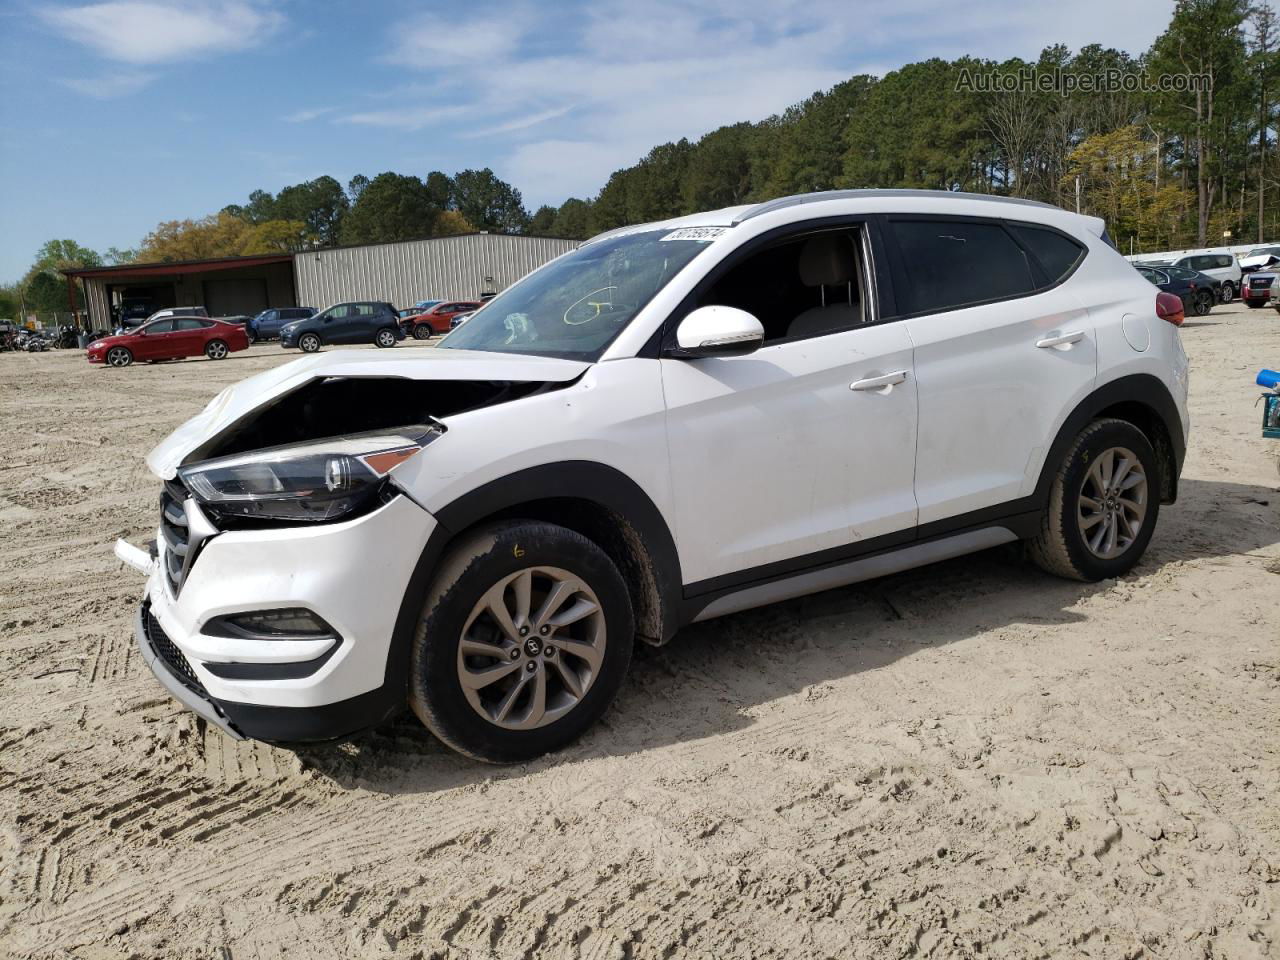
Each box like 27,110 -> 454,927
1247,300 -> 1266,309
412,324 -> 432,340
299,333 -> 321,352
375,328 -> 398,348
1220,281 -> 1235,303
1194,290 -> 1213,316
204,339 -> 229,360
1029,418 -> 1161,582
106,346 -> 133,367
409,520 -> 634,763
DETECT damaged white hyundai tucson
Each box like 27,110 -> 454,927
118,189 -> 1191,762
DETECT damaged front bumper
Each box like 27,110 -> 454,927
134,602 -> 244,740
119,493 -> 438,742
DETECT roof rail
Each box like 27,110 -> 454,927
732,189 -> 1062,224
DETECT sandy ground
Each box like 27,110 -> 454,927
0,307 -> 1277,960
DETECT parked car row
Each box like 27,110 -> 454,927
87,292 -> 497,367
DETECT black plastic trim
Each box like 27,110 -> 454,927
201,638 -> 342,681
213,685 -> 401,744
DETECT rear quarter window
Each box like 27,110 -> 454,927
1008,224 -> 1086,286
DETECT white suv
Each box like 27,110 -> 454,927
1167,250 -> 1242,302
117,190 -> 1191,762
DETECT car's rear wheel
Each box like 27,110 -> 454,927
409,520 -> 634,763
106,346 -> 132,367
1029,418 -> 1160,582
204,339 -> 228,360
1194,290 -> 1214,316
375,328 -> 398,348
412,324 -> 431,340
299,333 -> 321,352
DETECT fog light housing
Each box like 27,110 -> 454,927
205,608 -> 335,640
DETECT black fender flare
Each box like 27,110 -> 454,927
1033,373 -> 1186,506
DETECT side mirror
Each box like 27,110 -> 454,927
670,305 -> 764,358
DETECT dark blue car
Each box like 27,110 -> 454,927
249,306 -> 316,341
279,301 -> 404,352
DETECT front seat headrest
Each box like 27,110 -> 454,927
799,234 -> 857,287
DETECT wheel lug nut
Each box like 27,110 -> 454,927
539,626 -> 549,635
519,626 -> 529,636
509,648 -> 520,660
526,661 -> 537,672
544,646 -> 555,657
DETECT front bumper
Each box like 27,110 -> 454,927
133,493 -> 438,741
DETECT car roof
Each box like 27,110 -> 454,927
584,188 -> 1096,247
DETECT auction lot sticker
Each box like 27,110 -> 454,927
660,227 -> 728,242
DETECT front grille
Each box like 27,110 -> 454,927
159,478 -> 190,595
142,604 -> 208,698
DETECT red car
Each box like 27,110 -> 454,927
87,316 -> 250,367
400,300 -> 482,339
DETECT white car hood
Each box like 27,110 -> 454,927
1240,254 -> 1278,270
145,348 -> 590,479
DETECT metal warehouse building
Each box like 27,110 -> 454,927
67,233 -> 579,330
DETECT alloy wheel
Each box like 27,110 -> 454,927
456,566 -> 606,730
206,340 -> 228,359
1076,446 -> 1148,559
107,347 -> 131,367
377,329 -> 396,347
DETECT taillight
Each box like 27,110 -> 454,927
1155,292 -> 1185,326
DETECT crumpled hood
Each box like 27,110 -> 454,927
1240,253 -> 1278,270
145,348 -> 590,479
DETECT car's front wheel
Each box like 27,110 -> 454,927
106,346 -> 133,367
375,328 -> 398,348
412,324 -> 431,340
298,333 -> 321,352
409,521 -> 634,763
1029,418 -> 1161,581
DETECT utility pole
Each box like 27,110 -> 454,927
1075,175 -> 1082,214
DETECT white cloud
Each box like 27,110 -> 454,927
461,105 -> 578,139
40,0 -> 284,66
339,103 -> 470,132
58,69 -> 153,98
283,106 -> 334,123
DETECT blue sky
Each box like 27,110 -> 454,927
0,0 -> 1175,282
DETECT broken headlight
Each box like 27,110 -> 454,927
180,425 -> 441,522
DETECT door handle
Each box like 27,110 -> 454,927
850,370 -> 908,391
1036,330 -> 1085,349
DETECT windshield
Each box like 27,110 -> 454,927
439,228 -> 715,361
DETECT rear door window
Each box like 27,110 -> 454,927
888,219 -> 1036,315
